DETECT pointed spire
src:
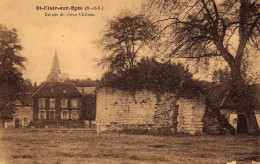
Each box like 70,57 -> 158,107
51,50 -> 61,74
47,50 -> 61,81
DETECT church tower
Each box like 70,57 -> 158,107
47,50 -> 61,82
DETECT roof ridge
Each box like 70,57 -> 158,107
71,82 -> 83,96
31,82 -> 47,98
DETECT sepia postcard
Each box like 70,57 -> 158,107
0,0 -> 259,163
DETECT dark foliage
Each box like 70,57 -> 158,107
81,94 -> 96,120
0,24 -> 27,120
100,57 -> 203,98
67,78 -> 99,87
212,67 -> 232,82
202,99 -> 236,135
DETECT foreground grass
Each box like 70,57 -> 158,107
0,129 -> 259,164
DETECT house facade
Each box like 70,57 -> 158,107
4,100 -> 33,128
32,82 -> 83,122
31,52 -> 85,128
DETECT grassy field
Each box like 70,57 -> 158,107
0,129 -> 259,164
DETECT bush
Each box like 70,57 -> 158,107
202,99 -> 236,135
108,124 -> 174,136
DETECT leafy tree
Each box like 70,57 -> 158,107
100,57 -> 202,98
81,94 -> 96,121
0,24 -> 27,123
67,78 -> 99,87
98,12 -> 157,74
145,0 -> 260,134
212,67 -> 232,82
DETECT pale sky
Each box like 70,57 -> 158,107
0,0 -> 259,84
0,0 -> 142,84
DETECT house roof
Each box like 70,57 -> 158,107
32,81 -> 82,98
206,82 -> 260,109
76,87 -> 96,95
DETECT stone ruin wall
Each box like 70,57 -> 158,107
177,98 -> 206,134
96,88 -> 205,134
96,88 -> 158,132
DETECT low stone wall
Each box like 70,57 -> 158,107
153,94 -> 177,132
96,88 -> 205,134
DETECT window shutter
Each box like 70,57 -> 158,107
76,99 -> 79,108
38,99 -> 41,108
67,111 -> 70,120
38,110 -> 40,119
44,111 -> 46,119
61,100 -> 64,108
43,98 -> 46,108
71,99 -> 74,108
61,111 -> 63,120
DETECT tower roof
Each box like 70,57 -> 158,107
51,50 -> 61,74
47,50 -> 61,82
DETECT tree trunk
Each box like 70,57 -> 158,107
230,63 -> 242,85
244,108 -> 260,135
235,84 -> 260,135
229,63 -> 259,135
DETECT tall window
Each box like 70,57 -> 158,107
61,110 -> 69,120
24,118 -> 29,126
71,99 -> 79,108
71,110 -> 78,120
61,99 -> 68,108
38,110 -> 46,120
49,98 -> 55,109
38,98 -> 46,108
50,110 -> 55,120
